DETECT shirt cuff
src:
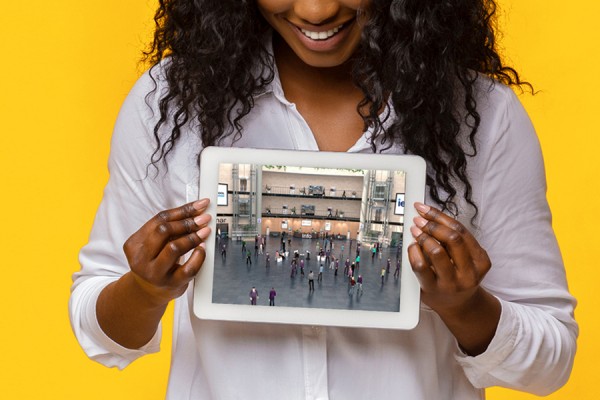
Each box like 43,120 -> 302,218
454,297 -> 518,388
71,276 -> 162,370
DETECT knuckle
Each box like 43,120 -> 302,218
425,221 -> 438,235
417,234 -> 429,247
451,221 -> 467,235
182,203 -> 195,217
185,259 -> 202,275
410,257 -> 427,270
156,211 -> 169,222
183,218 -> 195,233
447,231 -> 464,245
427,208 -> 441,219
123,239 -> 142,265
168,241 -> 181,254
479,249 -> 491,263
187,233 -> 200,246
156,223 -> 171,236
429,245 -> 445,257
123,238 -> 133,254
477,251 -> 492,272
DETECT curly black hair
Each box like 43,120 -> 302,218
143,0 -> 531,217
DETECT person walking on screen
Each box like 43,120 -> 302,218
349,275 -> 356,295
269,287 -> 276,306
308,271 -> 315,292
394,259 -> 401,279
220,243 -> 226,260
249,287 -> 259,306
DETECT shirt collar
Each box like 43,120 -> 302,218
253,33 -> 402,154
253,33 -> 281,100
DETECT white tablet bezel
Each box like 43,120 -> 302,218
194,146 -> 425,330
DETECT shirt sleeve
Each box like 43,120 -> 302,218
454,85 -> 578,395
69,70 -> 170,369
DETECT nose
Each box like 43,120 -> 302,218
293,0 -> 341,26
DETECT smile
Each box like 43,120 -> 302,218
299,23 -> 347,41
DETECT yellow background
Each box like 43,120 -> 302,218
1,1 -> 597,398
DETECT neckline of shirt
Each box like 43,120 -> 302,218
254,32 -> 400,154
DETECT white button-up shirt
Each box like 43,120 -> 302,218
70,60 -> 577,399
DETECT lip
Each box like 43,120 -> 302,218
286,18 -> 356,52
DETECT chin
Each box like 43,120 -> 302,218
295,50 -> 355,69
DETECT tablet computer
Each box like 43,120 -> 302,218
193,146 -> 425,330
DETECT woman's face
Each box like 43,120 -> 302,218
257,0 -> 367,68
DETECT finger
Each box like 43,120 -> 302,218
156,199 -> 210,223
410,225 -> 456,281
413,215 -> 473,270
414,203 -> 478,248
143,198 -> 209,242
131,200 -> 211,260
145,213 -> 212,259
407,242 -> 436,291
152,226 -> 211,277
413,205 -> 491,277
172,244 -> 207,283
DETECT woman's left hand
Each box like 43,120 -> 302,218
408,202 -> 500,355
408,202 -> 493,316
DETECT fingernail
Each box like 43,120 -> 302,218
410,225 -> 423,238
193,198 -> 209,210
415,202 -> 430,214
414,217 -> 428,228
199,242 -> 206,249
194,214 -> 211,226
196,226 -> 211,240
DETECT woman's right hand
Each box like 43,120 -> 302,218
123,198 -> 212,306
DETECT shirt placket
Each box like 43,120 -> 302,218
301,325 -> 329,400
284,102 -> 320,151
280,96 -> 380,154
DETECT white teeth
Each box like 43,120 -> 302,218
300,24 -> 344,41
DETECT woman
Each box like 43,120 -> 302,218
69,0 -> 577,398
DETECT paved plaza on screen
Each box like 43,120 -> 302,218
212,236 -> 402,312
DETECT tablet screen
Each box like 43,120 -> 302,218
212,163 -> 405,312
